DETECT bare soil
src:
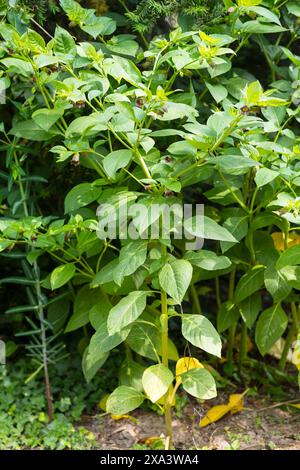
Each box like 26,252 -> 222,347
79,396 -> 300,450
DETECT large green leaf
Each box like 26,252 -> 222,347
119,359 -> 145,392
184,216 -> 237,242
276,245 -> 300,270
82,347 -> 109,383
239,294 -> 261,328
106,386 -> 145,415
54,25 -> 76,57
10,120 -> 55,141
32,108 -> 65,132
181,368 -> 217,399
107,291 -> 148,335
64,183 -> 102,213
126,321 -> 179,361
234,265 -> 265,303
255,304 -> 288,356
50,263 -> 75,290
159,259 -> 192,304
182,314 -> 221,357
142,364 -> 173,403
217,301 -> 240,333
88,309 -> 131,356
113,240 -> 148,286
65,285 -> 102,332
103,149 -> 133,179
184,250 -> 231,271
264,265 -> 291,302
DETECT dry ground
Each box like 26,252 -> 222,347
79,396 -> 300,450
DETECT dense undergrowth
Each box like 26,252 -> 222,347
0,0 -> 300,450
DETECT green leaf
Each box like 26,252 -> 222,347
159,259 -> 193,304
205,82 -> 228,103
82,347 -> 108,383
182,314 -> 221,357
184,216 -> 237,242
113,240 -> 148,285
32,108 -> 64,132
142,364 -> 173,403
264,264 -> 291,302
64,183 -> 102,213
65,285 -> 102,332
89,298 -> 112,330
107,291 -> 148,335
106,386 -> 145,415
1,58 -> 34,76
239,294 -> 261,329
214,155 -> 258,175
276,245 -> 300,270
217,301 -> 240,333
220,216 -> 248,253
119,359 -> 145,392
185,250 -> 231,271
247,6 -> 281,26
66,113 -> 107,137
181,368 -> 217,399
103,149 -> 133,179
234,265 -> 265,303
287,1 -> 300,17
50,263 -> 75,290
255,168 -> 278,188
0,240 -> 15,252
280,266 -> 300,290
88,309 -> 131,356
240,21 -> 286,34
10,120 -> 54,141
255,304 -> 288,356
126,321 -> 179,361
54,25 -> 77,57
81,17 -> 116,39
48,297 -> 70,333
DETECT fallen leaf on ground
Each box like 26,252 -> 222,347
200,391 -> 247,427
111,414 -> 138,423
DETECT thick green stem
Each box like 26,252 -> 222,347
190,284 -> 202,314
160,245 -> 173,450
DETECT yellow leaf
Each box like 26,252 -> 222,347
98,394 -> 109,411
292,336 -> 300,370
291,404 -> 300,410
176,356 -> 204,375
144,436 -> 164,446
238,0 -> 262,6
272,232 -> 300,251
176,357 -> 204,384
200,391 -> 247,427
200,405 -> 230,427
228,393 -> 244,414
111,414 -> 138,423
199,31 -> 221,45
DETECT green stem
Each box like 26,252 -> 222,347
190,284 -> 202,314
160,244 -> 173,450
227,269 -> 236,365
239,320 -> 248,368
